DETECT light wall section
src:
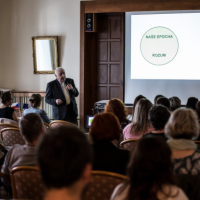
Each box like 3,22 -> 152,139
0,0 -> 94,113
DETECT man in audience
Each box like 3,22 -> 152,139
154,94 -> 164,105
37,126 -> 92,200
156,97 -> 171,111
1,113 -> 44,185
143,105 -> 170,141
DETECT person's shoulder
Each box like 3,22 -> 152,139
110,183 -> 129,200
6,107 -> 15,113
47,79 -> 57,86
123,123 -> 132,134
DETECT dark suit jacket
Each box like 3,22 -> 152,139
45,78 -> 79,120
91,141 -> 130,175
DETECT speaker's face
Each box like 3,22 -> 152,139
55,68 -> 66,83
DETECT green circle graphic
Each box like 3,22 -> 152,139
140,27 -> 179,66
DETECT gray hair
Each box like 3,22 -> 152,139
165,108 -> 199,140
55,67 -> 65,75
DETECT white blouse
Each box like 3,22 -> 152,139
110,183 -> 189,200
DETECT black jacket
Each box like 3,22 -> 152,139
92,141 -> 130,175
45,78 -> 79,120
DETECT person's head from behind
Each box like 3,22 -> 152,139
169,96 -> 181,111
132,95 -> 146,118
104,98 -> 127,124
165,108 -> 199,140
37,126 -> 92,196
89,112 -> 120,142
154,94 -> 164,105
156,97 -> 170,110
149,105 -> 170,131
186,97 -> 198,110
126,137 -> 175,200
29,94 -> 42,108
0,91 -> 13,106
19,113 -> 44,145
131,98 -> 152,135
196,101 -> 200,120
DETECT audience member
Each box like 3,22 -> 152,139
143,105 -> 170,141
186,97 -> 198,110
169,96 -> 181,111
123,99 -> 153,139
37,126 -> 92,200
1,113 -> 44,185
23,94 -> 51,124
0,91 -> 18,122
165,108 -> 200,175
104,98 -> 129,130
89,112 -> 129,175
156,97 -> 171,111
154,94 -> 164,105
110,137 -> 188,200
132,95 -> 145,119
196,101 -> 200,123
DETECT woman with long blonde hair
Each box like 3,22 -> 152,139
123,98 -> 153,139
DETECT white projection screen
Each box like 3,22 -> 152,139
125,11 -> 200,105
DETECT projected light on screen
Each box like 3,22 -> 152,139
140,27 -> 179,66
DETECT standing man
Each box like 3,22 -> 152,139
45,67 -> 79,124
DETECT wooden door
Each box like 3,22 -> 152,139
96,13 -> 124,101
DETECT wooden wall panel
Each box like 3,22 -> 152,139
110,65 -> 120,84
96,13 -> 124,102
97,65 -> 108,84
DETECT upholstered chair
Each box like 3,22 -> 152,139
10,166 -> 45,200
0,118 -> 19,127
120,139 -> 139,151
1,128 -> 25,147
83,171 -> 128,200
49,120 -> 77,129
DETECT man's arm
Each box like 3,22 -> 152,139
45,83 -> 57,106
69,79 -> 79,97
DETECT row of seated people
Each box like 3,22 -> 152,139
0,91 -> 51,124
0,92 -> 200,199
0,112 -> 193,200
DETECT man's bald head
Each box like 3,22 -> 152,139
55,67 -> 65,75
55,67 -> 66,82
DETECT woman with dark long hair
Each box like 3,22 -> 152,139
111,137 -> 188,200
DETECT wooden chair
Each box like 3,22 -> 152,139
194,141 -> 200,150
120,139 -> 139,151
10,166 -> 45,200
83,171 -> 129,200
0,123 -> 19,132
1,128 -> 25,147
49,120 -> 77,129
43,122 -> 49,129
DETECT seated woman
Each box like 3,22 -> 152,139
123,98 -> 153,140
132,95 -> 145,119
23,94 -> 51,124
165,108 -> 200,175
0,91 -> 18,122
186,97 -> 198,110
110,137 -> 188,200
104,98 -> 129,131
169,96 -> 181,111
89,112 -> 130,175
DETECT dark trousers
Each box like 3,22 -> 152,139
64,102 -> 78,125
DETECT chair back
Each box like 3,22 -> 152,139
194,141 -> 200,150
120,139 -> 139,151
43,122 -> 49,129
10,166 -> 45,200
1,128 -> 25,147
83,171 -> 128,200
0,122 -> 19,132
49,120 -> 77,129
